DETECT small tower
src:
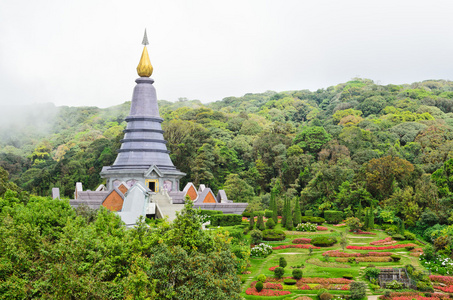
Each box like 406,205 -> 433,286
101,30 -> 185,192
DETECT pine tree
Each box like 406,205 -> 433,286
249,211 -> 255,230
286,197 -> 293,230
293,197 -> 301,226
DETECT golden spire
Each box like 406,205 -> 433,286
137,29 -> 153,77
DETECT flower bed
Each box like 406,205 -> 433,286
292,238 -> 312,244
269,266 -> 278,271
370,237 -> 397,245
347,243 -> 416,250
250,281 -> 283,289
434,285 -> 453,293
430,275 -> 453,285
335,257 -> 392,262
251,243 -> 273,257
317,226 -> 328,231
273,244 -> 320,250
333,223 -> 346,227
351,229 -> 376,235
322,250 -> 393,257
245,288 -> 291,296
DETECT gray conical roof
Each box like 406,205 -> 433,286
108,77 -> 177,171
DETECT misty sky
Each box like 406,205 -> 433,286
0,0 -> 452,108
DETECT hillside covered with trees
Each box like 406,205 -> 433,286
2,78 -> 453,238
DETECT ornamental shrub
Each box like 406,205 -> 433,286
392,234 -> 405,240
262,229 -> 286,241
385,280 -> 403,289
255,281 -> 263,292
317,288 -> 328,296
320,292 -> 333,300
257,274 -> 266,282
343,274 -> 353,280
364,267 -> 380,279
305,210 -> 313,216
301,216 -> 325,225
250,243 -> 273,257
211,214 -> 242,226
265,210 -> 273,218
250,230 -> 263,245
390,255 -> 401,262
274,267 -> 285,278
242,211 -> 251,217
311,236 -> 337,247
257,214 -> 266,231
324,210 -> 343,224
279,257 -> 287,268
283,279 -> 297,285
350,281 -> 366,299
292,269 -> 303,279
296,222 -> 317,232
266,217 -> 275,229
404,230 -> 416,240
266,218 -> 275,229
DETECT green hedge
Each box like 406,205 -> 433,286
311,236 -> 337,247
305,210 -> 313,217
262,229 -> 286,241
324,210 -> 343,224
301,216 -> 325,225
211,214 -> 242,226
265,210 -> 273,218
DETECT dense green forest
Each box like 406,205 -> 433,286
2,78 -> 453,236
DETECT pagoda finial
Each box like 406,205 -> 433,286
137,29 -> 153,77
142,29 -> 149,45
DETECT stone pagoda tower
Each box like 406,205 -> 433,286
101,30 -> 185,193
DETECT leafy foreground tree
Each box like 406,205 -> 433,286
0,192 -> 241,299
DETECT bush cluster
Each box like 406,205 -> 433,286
300,216 -> 325,225
211,214 -> 242,226
262,229 -> 286,241
311,236 -> 337,247
296,222 -> 317,232
324,210 -> 343,224
283,278 -> 297,285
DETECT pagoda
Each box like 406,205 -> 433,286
100,30 -> 185,192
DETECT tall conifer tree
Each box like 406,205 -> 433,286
282,197 -> 287,227
293,197 -> 301,226
286,197 -> 293,230
249,212 -> 255,230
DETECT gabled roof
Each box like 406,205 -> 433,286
216,190 -> 231,203
144,165 -> 163,178
195,188 -> 217,204
182,182 -> 198,201
198,184 -> 206,193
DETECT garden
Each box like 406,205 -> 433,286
205,207 -> 453,300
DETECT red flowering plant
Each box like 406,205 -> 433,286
370,237 -> 396,245
434,285 -> 453,293
292,238 -> 312,244
351,229 -> 376,235
430,275 -> 453,285
322,250 -> 393,257
299,284 -> 311,290
245,288 -> 291,296
269,266 -> 278,271
347,244 -> 416,250
273,244 -> 320,250
264,282 -> 283,289
299,277 -> 352,284
317,226 -> 328,231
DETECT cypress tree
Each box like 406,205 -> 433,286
258,213 -> 265,231
286,197 -> 293,230
293,197 -> 301,226
369,204 -> 374,230
271,181 -> 280,223
282,197 -> 287,227
249,211 -> 255,230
